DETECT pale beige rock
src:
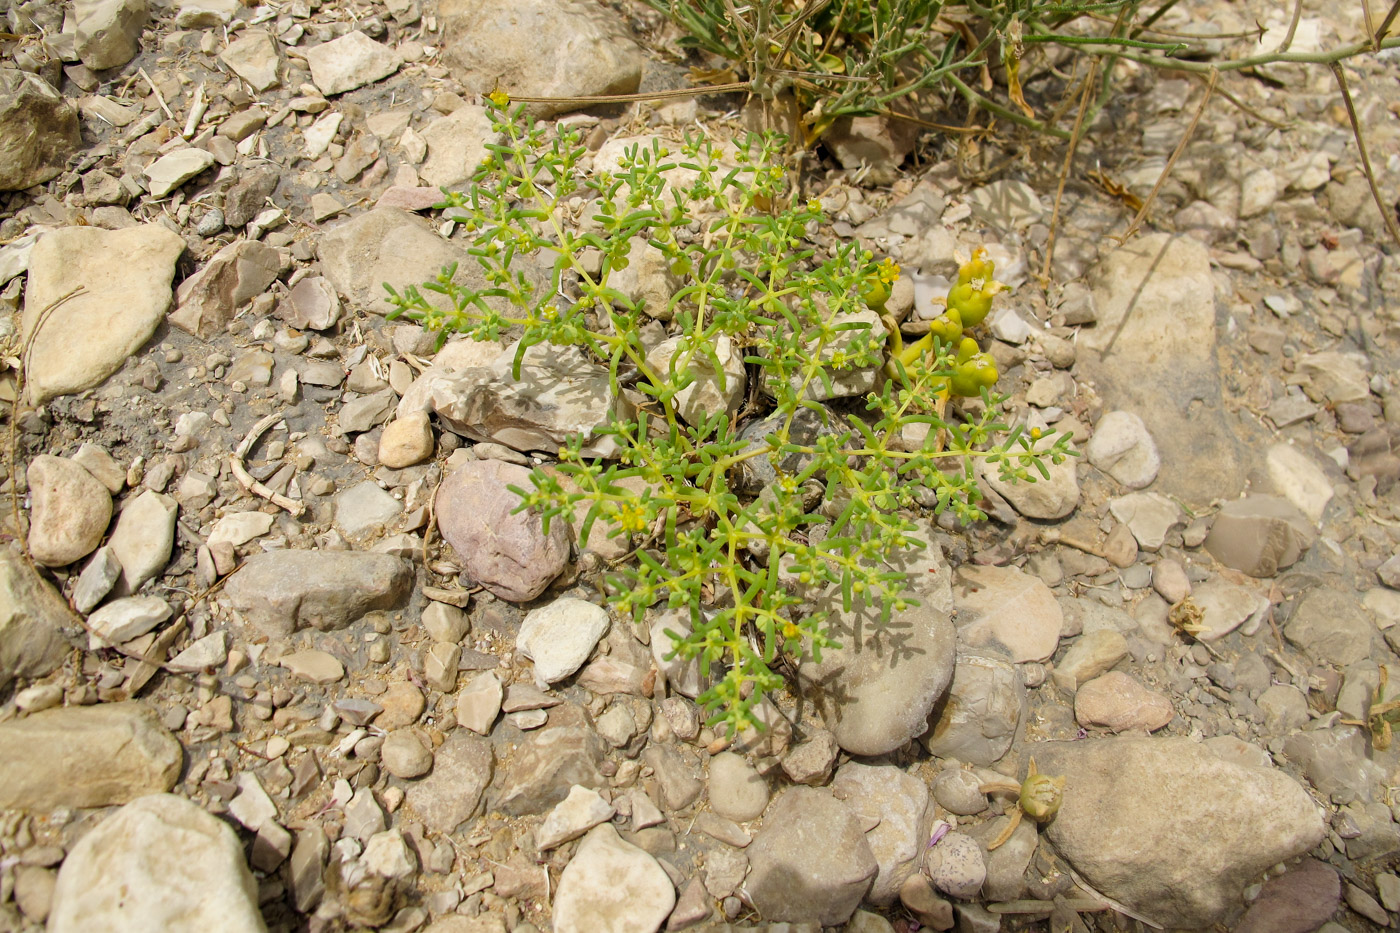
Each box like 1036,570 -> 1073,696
378,411 -> 434,468
107,490 -> 178,594
0,702 -> 181,809
953,564 -> 1063,662
0,70 -> 82,191
170,240 -> 281,338
645,335 -> 745,427
418,106 -> 498,188
22,224 -> 185,404
26,455 -> 112,567
0,549 -> 76,692
305,30 -> 401,96
48,794 -> 264,933
1074,672 -> 1174,732
219,29 -> 280,92
74,0 -> 147,70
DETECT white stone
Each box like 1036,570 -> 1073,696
107,491 -> 178,594
47,794 -> 264,933
1192,582 -> 1269,642
455,671 -> 503,735
144,148 -> 216,198
305,31 -> 402,96
166,631 -> 228,672
1087,411 -> 1160,489
208,511 -> 275,549
303,111 -> 342,159
175,0 -> 237,27
1266,443 -> 1333,523
537,785 -> 616,850
362,830 -> 417,878
552,824 -> 674,933
334,481 -> 403,537
989,306 -> 1032,344
26,455 -> 112,568
87,596 -> 171,648
518,598 -> 610,689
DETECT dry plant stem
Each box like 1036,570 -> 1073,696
138,66 -> 175,122
1114,67 -> 1217,244
505,83 -> 750,106
1330,61 -> 1400,248
1042,57 -> 1099,282
230,412 -> 304,516
987,899 -> 1113,915
1377,0 -> 1400,44
944,72 -> 1072,139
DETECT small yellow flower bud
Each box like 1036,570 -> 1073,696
487,89 -> 510,108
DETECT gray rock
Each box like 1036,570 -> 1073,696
1054,628 -> 1128,690
1086,411 -> 1160,488
922,650 -> 1025,765
1282,726 -> 1383,803
22,224 -> 184,404
418,105 -> 499,189
968,179 -> 1044,230
431,342 -> 629,459
334,480 -> 403,537
218,29 -> 280,92
0,549 -> 74,693
923,831 -> 984,899
496,726 -> 606,815
781,729 -> 840,786
169,240 -> 281,339
1204,495 -> 1315,577
406,731 -> 493,832
305,30 -> 401,96
438,0 -> 643,117
73,0 -> 147,70
706,752 -> 769,822
1081,234 -> 1251,508
952,564 -> 1063,663
143,148 -> 215,198
224,550 -> 411,636
318,208 -> 466,317
968,815 -> 1037,902
107,491 -> 177,594
1031,737 -> 1325,928
1297,350 -> 1370,404
338,388 -> 397,434
0,69 -> 81,191
733,405 -> 841,494
831,762 -> 932,906
746,787 -> 878,926
48,794 -> 264,933
798,529 -> 956,755
0,702 -> 180,809
551,825 -> 674,933
1283,587 -> 1373,667
435,458 -> 569,602
643,746 -> 703,811
26,455 -> 112,567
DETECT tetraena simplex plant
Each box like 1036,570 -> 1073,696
386,98 -> 1075,735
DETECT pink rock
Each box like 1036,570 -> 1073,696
1075,671 -> 1174,733
435,458 -> 568,602
374,185 -> 445,212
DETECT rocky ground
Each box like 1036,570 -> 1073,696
1,0 -> 1399,930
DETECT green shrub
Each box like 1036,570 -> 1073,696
387,100 -> 1073,734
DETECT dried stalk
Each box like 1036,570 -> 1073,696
230,412 -> 304,516
1113,67 -> 1216,245
1042,57 -> 1099,282
1329,61 -> 1400,248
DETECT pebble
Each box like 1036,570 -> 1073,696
381,729 -> 433,778
953,564 -> 1063,662
305,30 -> 402,96
223,550 -> 411,636
832,761 -> 934,906
1204,495 -> 1315,577
47,794 -> 265,933
26,455 -> 112,567
706,752 -> 770,822
923,831 -> 985,899
86,595 -> 171,648
517,597 -> 610,688
977,437 -> 1080,519
107,491 -> 177,594
924,650 -> 1025,765
1074,672 -> 1173,732
455,671 -> 503,735
378,410 -> 434,468
551,824 -> 674,933
334,480 -> 403,537
277,649 -> 345,684
536,785 -> 615,850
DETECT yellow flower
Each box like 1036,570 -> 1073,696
877,256 -> 900,285
487,88 -> 510,108
807,198 -> 822,213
